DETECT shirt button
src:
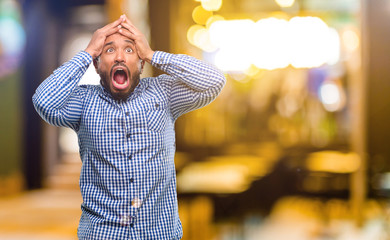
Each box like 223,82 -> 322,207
126,133 -> 131,138
130,223 -> 134,228
130,178 -> 134,183
125,112 -> 130,116
132,198 -> 142,208
120,215 -> 131,226
155,103 -> 159,108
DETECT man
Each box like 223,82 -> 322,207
32,15 -> 226,239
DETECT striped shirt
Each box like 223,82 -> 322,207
32,50 -> 226,239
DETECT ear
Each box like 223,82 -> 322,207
93,57 -> 100,74
140,60 -> 145,74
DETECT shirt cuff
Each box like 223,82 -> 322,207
72,51 -> 93,71
151,51 -> 173,70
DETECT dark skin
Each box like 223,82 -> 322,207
85,15 -> 155,100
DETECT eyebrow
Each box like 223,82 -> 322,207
124,39 -> 135,45
103,41 -> 114,48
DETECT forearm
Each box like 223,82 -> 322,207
32,51 -> 91,126
151,51 -> 226,94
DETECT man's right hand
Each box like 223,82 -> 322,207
84,17 -> 125,59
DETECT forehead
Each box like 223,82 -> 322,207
104,33 -> 134,45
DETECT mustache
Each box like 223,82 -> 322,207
110,63 -> 130,76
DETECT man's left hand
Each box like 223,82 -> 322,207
119,14 -> 155,63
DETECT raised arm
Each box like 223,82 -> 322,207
32,17 -> 124,130
152,52 -> 226,120
119,15 -> 226,120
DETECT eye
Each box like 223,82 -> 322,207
106,48 -> 114,53
126,48 -> 133,53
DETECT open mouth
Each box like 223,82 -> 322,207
111,67 -> 130,90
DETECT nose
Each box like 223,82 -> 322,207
114,51 -> 125,63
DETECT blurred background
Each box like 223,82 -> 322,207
1,0 -> 390,239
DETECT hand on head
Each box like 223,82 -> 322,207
85,17 -> 124,59
118,15 -> 155,63
85,15 -> 154,63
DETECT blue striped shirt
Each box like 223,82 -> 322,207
32,50 -> 226,239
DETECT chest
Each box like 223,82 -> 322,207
78,92 -> 173,151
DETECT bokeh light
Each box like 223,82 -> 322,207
342,28 -> 360,52
210,19 -> 255,71
0,0 -> 25,78
197,16 -> 341,72
306,151 -> 361,173
187,24 -> 204,46
0,18 -> 25,56
275,0 -> 295,8
201,0 -> 223,12
289,16 -> 339,68
192,5 -> 212,25
205,14 -> 224,28
319,81 -> 346,112
252,18 -> 290,70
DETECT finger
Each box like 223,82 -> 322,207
120,21 -> 137,35
104,24 -> 121,36
118,27 -> 135,40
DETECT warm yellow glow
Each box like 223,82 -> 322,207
252,18 -> 290,70
177,155 -> 269,193
210,19 -> 254,71
187,24 -> 205,46
187,24 -> 218,52
193,27 -> 218,52
195,16 -> 340,72
306,151 -> 361,173
289,17 -> 339,68
192,5 -> 212,25
244,65 -> 261,77
201,0 -> 223,12
206,14 -> 224,29
275,0 -> 295,8
326,28 -> 340,65
342,28 -> 360,52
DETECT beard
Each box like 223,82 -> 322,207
99,65 -> 140,101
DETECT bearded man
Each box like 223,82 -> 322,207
33,15 -> 226,239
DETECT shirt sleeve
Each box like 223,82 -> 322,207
32,51 -> 92,131
151,51 -> 226,120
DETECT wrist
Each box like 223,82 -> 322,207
144,51 -> 155,64
84,47 -> 98,59
84,49 -> 93,58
